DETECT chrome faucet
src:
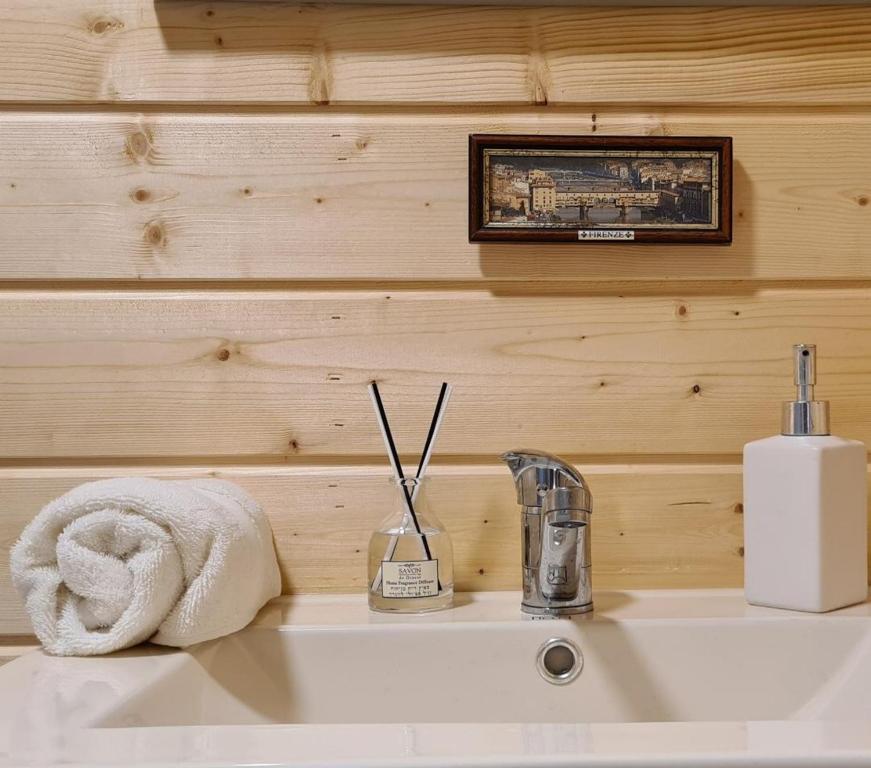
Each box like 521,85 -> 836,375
501,449 -> 593,616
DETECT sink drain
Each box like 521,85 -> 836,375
536,637 -> 583,685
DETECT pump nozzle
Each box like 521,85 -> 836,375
793,344 -> 816,402
782,344 -> 830,436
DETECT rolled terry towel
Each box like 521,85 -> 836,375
11,478 -> 282,656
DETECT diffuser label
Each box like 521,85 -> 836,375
381,560 -> 439,599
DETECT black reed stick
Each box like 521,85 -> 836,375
414,382 -> 449,481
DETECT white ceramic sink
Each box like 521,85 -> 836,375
2,590 -> 871,767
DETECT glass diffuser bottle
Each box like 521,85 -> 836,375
368,477 -> 453,613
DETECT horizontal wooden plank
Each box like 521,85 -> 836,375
2,288 -> 871,459
1,111 -> 870,281
0,4 -> 870,105
0,463 -> 751,633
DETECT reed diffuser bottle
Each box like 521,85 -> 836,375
365,380 -> 454,613
368,477 -> 453,613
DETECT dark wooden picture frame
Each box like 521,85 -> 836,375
469,134 -> 732,244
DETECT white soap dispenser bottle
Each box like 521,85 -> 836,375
744,344 -> 868,612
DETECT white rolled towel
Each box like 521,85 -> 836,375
10,477 -> 282,656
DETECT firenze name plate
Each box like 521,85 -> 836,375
578,230 -> 635,241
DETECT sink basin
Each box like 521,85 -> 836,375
2,589 -> 871,766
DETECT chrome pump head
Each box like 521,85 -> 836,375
782,344 -> 830,436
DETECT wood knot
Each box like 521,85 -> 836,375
478,568 -> 485,576
677,304 -> 688,317
214,35 -> 224,48
737,546 -> 745,558
288,439 -> 300,452
89,16 -> 124,35
308,43 -> 332,105
527,51 -> 552,106
858,195 -> 869,207
216,348 -> 230,361
355,137 -> 370,151
242,186 -> 253,197
131,188 -> 151,203
692,384 -> 701,394
126,130 -> 154,163
144,221 -> 166,247
733,502 -> 744,515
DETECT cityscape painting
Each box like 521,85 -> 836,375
469,135 -> 732,244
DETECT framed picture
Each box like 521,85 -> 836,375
469,134 -> 732,244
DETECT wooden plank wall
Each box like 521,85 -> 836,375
1,1 -> 871,643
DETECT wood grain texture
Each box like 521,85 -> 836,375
1,111 -> 870,281
1,0 -> 870,644
0,3 -> 870,105
2,288 -> 871,459
0,464 -> 750,633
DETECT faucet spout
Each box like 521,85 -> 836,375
499,449 -> 586,508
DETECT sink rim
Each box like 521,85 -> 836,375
248,588 -> 871,630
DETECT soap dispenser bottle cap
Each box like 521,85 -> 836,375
781,344 -> 830,436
